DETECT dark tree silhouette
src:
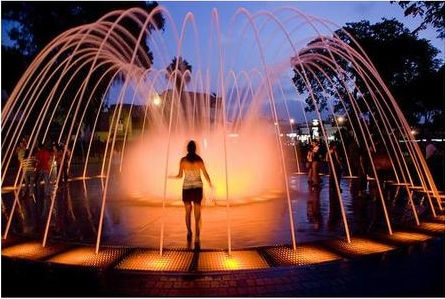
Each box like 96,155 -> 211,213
166,56 -> 192,91
1,2 -> 165,142
292,19 -> 443,126
1,1 -> 165,95
393,1 -> 445,39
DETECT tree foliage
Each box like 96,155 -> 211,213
166,56 -> 192,90
1,2 -> 166,143
292,19 -> 443,125
394,1 -> 445,39
1,1 -> 165,94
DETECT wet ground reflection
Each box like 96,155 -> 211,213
2,173 -> 427,249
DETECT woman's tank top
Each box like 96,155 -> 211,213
183,168 -> 203,189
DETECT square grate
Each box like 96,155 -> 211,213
265,245 -> 341,266
374,231 -> 431,245
326,237 -> 395,257
47,247 -> 126,268
1,241 -> 68,260
435,215 -> 445,222
417,222 -> 445,233
197,250 -> 269,271
116,249 -> 193,272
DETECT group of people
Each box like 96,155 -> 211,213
306,139 -> 343,192
17,139 -> 71,199
16,139 -> 72,234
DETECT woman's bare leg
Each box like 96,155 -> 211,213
184,202 -> 192,238
193,202 -> 201,240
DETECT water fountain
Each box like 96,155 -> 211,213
2,6 -> 442,258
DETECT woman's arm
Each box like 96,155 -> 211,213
200,161 -> 212,187
168,159 -> 184,179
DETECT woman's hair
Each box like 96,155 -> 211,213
186,140 -> 202,162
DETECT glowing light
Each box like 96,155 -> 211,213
418,222 -> 445,232
69,176 -> 92,181
385,231 -> 431,243
330,238 -> 395,256
274,122 -> 278,126
266,246 -> 341,266
289,118 -> 295,124
197,251 -> 269,271
48,247 -> 126,267
228,133 -> 239,138
152,92 -> 161,106
1,242 -> 65,260
337,116 -> 345,123
223,257 -> 239,270
411,129 -> 417,135
122,121 -> 283,203
117,250 -> 193,271
153,258 -> 169,268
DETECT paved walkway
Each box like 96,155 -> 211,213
2,234 -> 444,296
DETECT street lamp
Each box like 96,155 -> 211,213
152,92 -> 161,106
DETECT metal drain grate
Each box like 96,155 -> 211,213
197,250 -> 269,271
1,241 -> 68,260
417,222 -> 445,233
326,237 -> 395,257
435,215 -> 445,222
374,231 -> 431,244
116,249 -> 193,271
47,247 -> 127,267
265,245 -> 341,266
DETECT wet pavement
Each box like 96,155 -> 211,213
1,172 -> 434,249
2,171 -> 444,296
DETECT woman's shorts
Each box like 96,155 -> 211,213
182,187 -> 203,204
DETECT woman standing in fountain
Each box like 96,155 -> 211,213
170,140 -> 212,243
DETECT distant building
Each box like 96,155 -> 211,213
279,119 -> 342,146
93,90 -> 222,142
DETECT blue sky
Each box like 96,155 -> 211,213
158,1 -> 443,55
2,1 -> 443,122
149,1 -> 444,121
151,1 -> 443,91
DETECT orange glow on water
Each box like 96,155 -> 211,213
121,120 -> 284,204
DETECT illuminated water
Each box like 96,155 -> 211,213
1,6 -> 441,252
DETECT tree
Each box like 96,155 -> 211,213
1,1 -> 165,94
292,19 -> 443,126
393,1 -> 445,39
166,56 -> 192,91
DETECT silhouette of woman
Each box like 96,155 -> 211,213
169,140 -> 212,242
